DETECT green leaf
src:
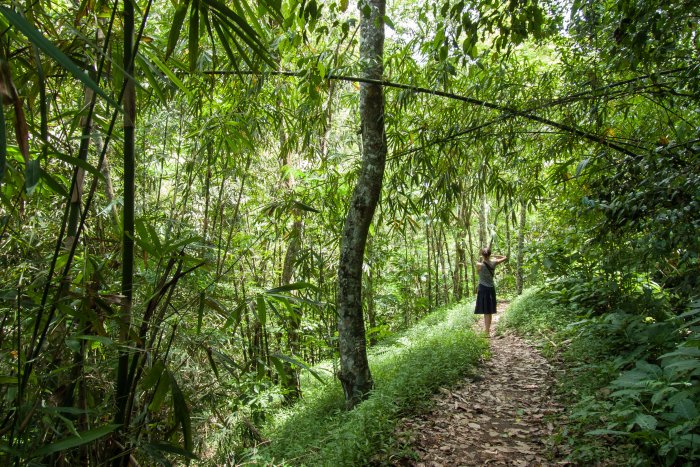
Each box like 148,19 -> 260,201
576,158 -> 589,177
25,158 -> 40,195
0,6 -> 117,109
633,413 -> 657,431
271,352 -> 327,385
148,369 -> 170,412
202,0 -> 274,67
142,48 -> 193,98
266,281 -> 316,294
256,294 -> 267,326
0,375 -> 18,385
206,348 -> 220,379
586,428 -> 628,436
188,0 -> 200,72
197,291 -> 205,334
222,301 -> 245,330
40,169 -> 69,197
51,151 -> 105,181
146,442 -> 199,460
74,335 -> 113,346
33,424 -> 119,457
169,372 -> 193,453
673,397 -> 698,420
142,361 -> 165,391
293,200 -> 320,213
167,0 -> 191,59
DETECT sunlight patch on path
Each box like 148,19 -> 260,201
393,302 -> 567,466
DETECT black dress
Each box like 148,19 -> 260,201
474,260 -> 497,314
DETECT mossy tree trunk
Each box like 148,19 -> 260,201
337,0 -> 385,409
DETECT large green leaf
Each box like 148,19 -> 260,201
0,6 -> 117,109
33,424 -> 119,457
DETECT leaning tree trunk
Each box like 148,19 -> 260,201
337,0 -> 385,409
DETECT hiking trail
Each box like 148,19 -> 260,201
393,302 -> 568,466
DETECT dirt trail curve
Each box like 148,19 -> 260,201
393,302 -> 567,466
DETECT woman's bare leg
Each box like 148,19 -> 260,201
484,314 -> 492,335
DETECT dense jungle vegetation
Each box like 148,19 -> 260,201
0,0 -> 698,465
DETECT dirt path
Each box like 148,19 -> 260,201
393,302 -> 566,466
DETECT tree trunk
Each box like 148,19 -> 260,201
337,0 -> 385,409
516,200 -> 527,295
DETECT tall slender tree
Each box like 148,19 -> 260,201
337,0 -> 386,409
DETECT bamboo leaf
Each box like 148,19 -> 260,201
148,368 -> 170,412
33,424 -> 119,457
0,6 -> 117,109
256,294 -> 267,326
293,200 -> 320,213
51,151 -> 105,181
146,442 -> 199,460
0,375 -> 18,385
205,347 -> 220,379
141,361 -> 165,391
169,372 -> 193,453
135,54 -> 167,103
203,0 -> 274,67
167,0 -> 191,59
197,291 -> 205,333
222,301 -> 245,330
40,169 -> 69,197
188,0 -> 200,72
271,352 -> 327,384
25,158 -> 40,195
142,48 -> 193,98
266,281 -> 316,294
212,14 -> 241,74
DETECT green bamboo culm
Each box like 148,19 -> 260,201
114,0 -> 136,462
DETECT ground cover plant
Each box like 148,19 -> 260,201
246,301 -> 487,466
500,287 -> 700,465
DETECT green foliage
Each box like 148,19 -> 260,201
498,286 -> 570,339
502,284 -> 700,465
244,301 -> 487,466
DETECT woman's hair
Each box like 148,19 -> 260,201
481,247 -> 491,258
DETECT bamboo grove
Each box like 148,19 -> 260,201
0,0 -> 698,464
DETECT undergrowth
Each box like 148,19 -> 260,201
238,301 -> 487,466
499,286 -> 700,466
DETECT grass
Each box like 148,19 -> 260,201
248,300 -> 488,466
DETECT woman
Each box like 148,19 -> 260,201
475,247 -> 507,335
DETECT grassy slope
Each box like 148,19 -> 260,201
252,301 -> 488,466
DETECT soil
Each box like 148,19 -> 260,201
392,302 -> 568,466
